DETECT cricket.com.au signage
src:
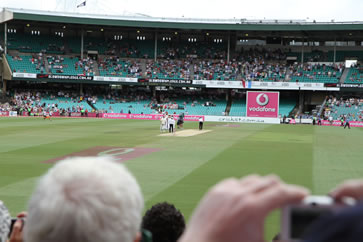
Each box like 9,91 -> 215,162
204,115 -> 280,124
138,79 -> 192,85
37,74 -> 93,80
93,76 -> 138,83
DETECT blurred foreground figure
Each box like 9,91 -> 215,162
142,202 -> 185,242
24,156 -> 144,242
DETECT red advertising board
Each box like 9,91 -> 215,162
246,91 -> 279,118
102,113 -> 203,121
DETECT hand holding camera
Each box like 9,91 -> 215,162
179,176 -> 363,242
179,175 -> 308,242
8,211 -> 27,242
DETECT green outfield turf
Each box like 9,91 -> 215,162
0,117 -> 362,239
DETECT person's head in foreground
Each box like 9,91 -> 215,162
0,200 -> 10,242
24,156 -> 144,242
142,202 -> 185,242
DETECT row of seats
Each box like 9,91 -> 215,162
289,65 -> 342,83
48,57 -> 93,76
145,60 -> 191,80
93,99 -> 226,116
36,97 -> 93,111
345,68 -> 363,84
288,50 -> 363,62
329,105 -> 363,121
7,33 -> 64,54
6,55 -> 44,74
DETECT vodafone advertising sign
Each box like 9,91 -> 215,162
246,91 -> 280,118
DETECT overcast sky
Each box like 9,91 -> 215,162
1,0 -> 363,22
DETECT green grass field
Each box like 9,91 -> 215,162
0,117 -> 363,239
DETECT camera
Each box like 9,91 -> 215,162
8,218 -> 26,237
280,195 -> 355,242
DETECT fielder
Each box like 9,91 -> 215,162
160,115 -> 168,132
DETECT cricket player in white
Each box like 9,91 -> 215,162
160,115 -> 167,132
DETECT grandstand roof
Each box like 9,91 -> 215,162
2,8 -> 363,31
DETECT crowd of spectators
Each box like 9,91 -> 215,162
194,60 -> 239,80
99,56 -> 143,77
288,63 -> 344,81
324,96 -> 363,121
159,42 -> 226,59
9,53 -> 46,74
7,45 -> 350,83
47,55 -> 95,76
145,60 -> 191,79
0,90 -> 97,116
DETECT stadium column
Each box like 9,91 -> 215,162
227,32 -> 230,63
301,38 -> 304,64
2,79 -> 6,93
81,29 -> 84,60
154,31 -> 158,61
4,22 -> 7,55
333,38 -> 337,64
298,90 -> 304,114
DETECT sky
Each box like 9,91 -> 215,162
1,0 -> 363,22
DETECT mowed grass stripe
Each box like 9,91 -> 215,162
146,125 -> 314,241
127,123 -> 271,201
0,118 -> 165,214
313,126 -> 363,194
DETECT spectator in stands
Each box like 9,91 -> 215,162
24,156 -> 144,242
142,202 -> 185,242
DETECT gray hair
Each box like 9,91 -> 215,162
24,156 -> 144,242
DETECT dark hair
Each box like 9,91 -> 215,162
142,202 -> 185,242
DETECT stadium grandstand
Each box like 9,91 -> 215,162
0,8 -> 363,121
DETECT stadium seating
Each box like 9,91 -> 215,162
7,33 -> 65,54
93,98 -> 227,116
6,54 -> 45,74
146,60 -> 190,80
158,41 -> 227,59
98,58 -> 142,77
194,60 -> 238,81
37,97 -> 93,111
329,105 -> 363,121
229,100 -> 246,116
325,98 -> 363,121
47,56 -> 95,76
328,51 -> 363,62
344,68 -> 363,84
94,99 -> 151,114
287,50 -> 363,62
289,65 -> 341,83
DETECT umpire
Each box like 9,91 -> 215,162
344,117 -> 351,129
199,117 -> 204,130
